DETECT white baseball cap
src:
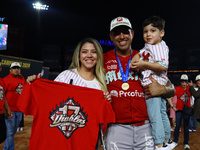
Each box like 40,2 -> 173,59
10,62 -> 21,68
195,74 -> 200,81
110,17 -> 132,32
180,74 -> 188,81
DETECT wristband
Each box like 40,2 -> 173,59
172,106 -> 174,109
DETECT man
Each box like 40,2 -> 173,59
104,17 -> 175,150
189,74 -> 200,122
0,61 -> 13,144
173,74 -> 191,150
3,62 -> 25,150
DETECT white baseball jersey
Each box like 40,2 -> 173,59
54,68 -> 101,90
139,40 -> 169,86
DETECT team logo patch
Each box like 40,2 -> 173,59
142,51 -> 150,61
0,85 -> 3,100
49,97 -> 88,139
117,17 -> 123,21
15,83 -> 23,94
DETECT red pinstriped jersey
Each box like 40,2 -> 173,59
54,69 -> 101,90
139,40 -> 169,86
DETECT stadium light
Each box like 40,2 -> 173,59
32,2 -> 49,10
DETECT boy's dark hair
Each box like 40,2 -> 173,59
142,16 -> 165,31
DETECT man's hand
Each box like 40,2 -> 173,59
26,73 -> 41,84
143,76 -> 166,100
7,110 -> 13,119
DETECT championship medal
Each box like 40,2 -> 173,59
122,83 -> 129,90
114,49 -> 132,91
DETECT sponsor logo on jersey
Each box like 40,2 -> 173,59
107,65 -> 117,70
15,83 -> 23,94
110,90 -> 144,98
105,60 -> 118,64
49,98 -> 88,139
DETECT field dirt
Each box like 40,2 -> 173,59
0,115 -> 200,150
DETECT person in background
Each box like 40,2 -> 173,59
168,95 -> 177,131
0,61 -> 13,144
173,74 -> 191,150
17,114 -> 24,132
188,95 -> 197,132
3,62 -> 25,150
188,74 -> 200,123
104,16 -> 175,150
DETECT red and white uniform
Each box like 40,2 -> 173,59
104,49 -> 149,125
139,40 -> 169,86
55,69 -> 101,90
3,74 -> 25,112
17,78 -> 115,150
175,85 -> 191,110
0,78 -> 5,114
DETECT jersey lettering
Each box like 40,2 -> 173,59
106,70 -> 139,84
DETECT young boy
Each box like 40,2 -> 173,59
129,16 -> 175,150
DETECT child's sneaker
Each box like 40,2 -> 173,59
155,143 -> 171,150
166,139 -> 176,149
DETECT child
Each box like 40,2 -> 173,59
129,16 -> 175,150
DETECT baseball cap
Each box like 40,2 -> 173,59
110,17 -> 132,32
180,74 -> 188,81
10,62 -> 21,68
195,74 -> 200,81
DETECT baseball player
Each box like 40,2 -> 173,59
104,16 -> 175,150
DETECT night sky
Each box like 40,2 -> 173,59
1,0 -> 200,77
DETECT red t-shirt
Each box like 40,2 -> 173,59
17,78 -> 115,150
0,78 -> 5,114
3,74 -> 25,112
104,49 -> 149,124
175,85 -> 191,110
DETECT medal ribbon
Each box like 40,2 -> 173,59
114,49 -> 132,83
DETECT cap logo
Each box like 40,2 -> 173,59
117,17 -> 123,21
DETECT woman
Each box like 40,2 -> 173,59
54,37 -> 107,91
27,37 -> 111,149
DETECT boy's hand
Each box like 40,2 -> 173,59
129,60 -> 145,70
129,60 -> 139,71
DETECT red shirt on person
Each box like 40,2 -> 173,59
0,78 -> 5,114
175,85 -> 191,110
104,49 -> 149,125
3,73 -> 25,112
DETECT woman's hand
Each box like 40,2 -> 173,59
26,73 -> 41,84
104,91 -> 112,102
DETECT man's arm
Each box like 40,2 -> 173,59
4,91 -> 13,118
144,76 -> 175,99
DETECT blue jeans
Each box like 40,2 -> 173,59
173,110 -> 190,144
146,97 -> 171,145
3,111 -> 22,150
189,113 -> 197,130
